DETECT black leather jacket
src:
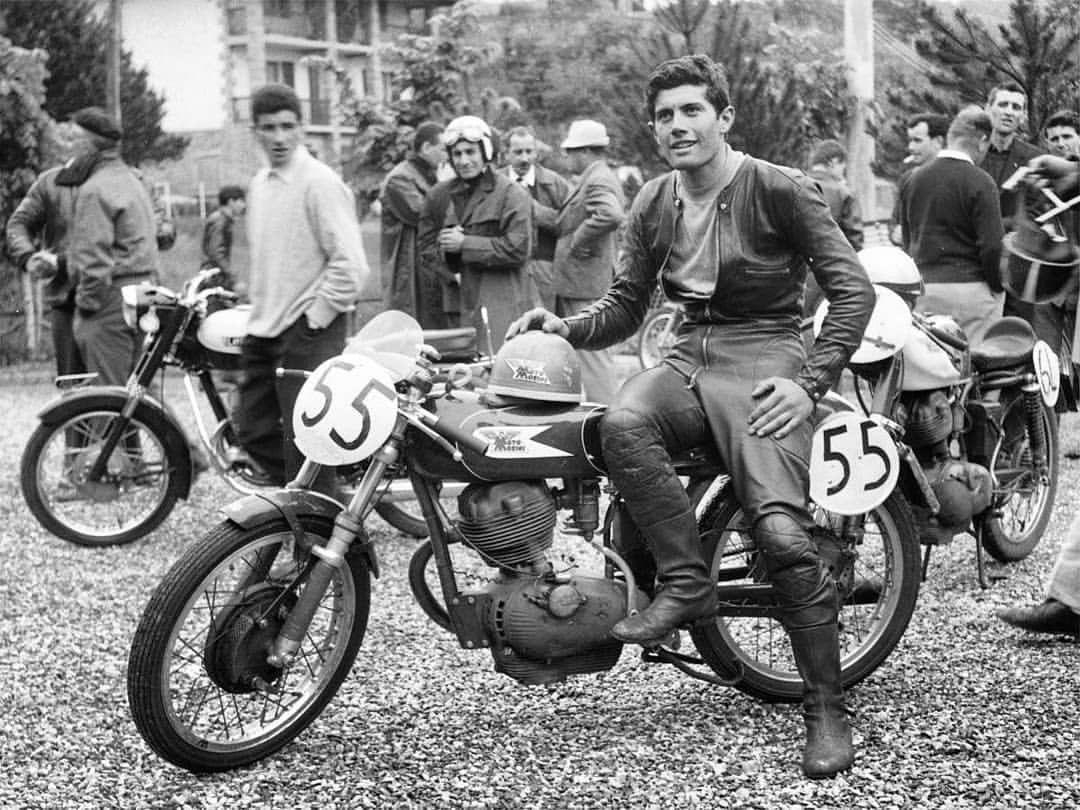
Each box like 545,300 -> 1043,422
565,156 -> 874,401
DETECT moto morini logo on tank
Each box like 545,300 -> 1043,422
473,426 -> 571,458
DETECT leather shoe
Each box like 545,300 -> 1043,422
996,599 -> 1079,636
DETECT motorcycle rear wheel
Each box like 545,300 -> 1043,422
981,391 -> 1058,562
690,491 -> 920,703
127,516 -> 370,772
20,404 -> 183,546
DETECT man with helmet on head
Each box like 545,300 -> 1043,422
418,115 -> 534,351
508,54 -> 873,778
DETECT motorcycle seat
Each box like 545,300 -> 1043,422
969,316 -> 1036,372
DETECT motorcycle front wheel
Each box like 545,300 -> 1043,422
20,404 -> 183,546
127,516 -> 371,772
690,491 -> 920,703
982,390 -> 1058,562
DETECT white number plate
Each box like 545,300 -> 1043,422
292,355 -> 398,466
1032,340 -> 1061,408
809,412 -> 899,516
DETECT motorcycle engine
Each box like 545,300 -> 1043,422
454,480 -> 648,685
899,390 -> 953,456
457,481 -> 557,569
482,573 -> 643,685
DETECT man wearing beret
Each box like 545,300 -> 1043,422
66,106 -> 159,386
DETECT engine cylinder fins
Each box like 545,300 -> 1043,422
457,481 -> 558,567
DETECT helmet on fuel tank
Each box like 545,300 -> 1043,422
857,245 -> 924,307
1001,217 -> 1080,304
441,115 -> 496,162
486,331 -> 583,403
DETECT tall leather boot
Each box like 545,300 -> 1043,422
610,512 -> 716,644
788,622 -> 854,778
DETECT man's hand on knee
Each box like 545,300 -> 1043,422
747,377 -> 813,438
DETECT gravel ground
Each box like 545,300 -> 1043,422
2,371 -> 1079,810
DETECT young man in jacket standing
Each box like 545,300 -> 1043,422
504,126 -> 573,312
201,185 -> 247,289
235,84 -> 368,495
508,55 -> 873,778
553,120 -> 626,403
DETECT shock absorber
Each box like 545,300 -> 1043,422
1021,380 -> 1047,474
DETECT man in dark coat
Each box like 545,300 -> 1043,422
380,121 -> 445,327
504,126 -> 573,312
552,120 -> 626,403
201,185 -> 246,290
418,116 -> 533,352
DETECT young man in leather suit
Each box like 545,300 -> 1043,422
507,55 -> 874,778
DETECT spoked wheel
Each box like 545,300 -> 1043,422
690,491 -> 920,703
20,405 -> 182,546
637,307 -> 681,369
127,517 -> 371,772
982,391 -> 1058,562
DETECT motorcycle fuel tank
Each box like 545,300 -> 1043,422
409,390 -> 607,482
197,304 -> 251,357
902,325 -> 966,391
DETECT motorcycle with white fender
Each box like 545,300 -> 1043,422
126,309 -> 922,773
816,246 -> 1061,587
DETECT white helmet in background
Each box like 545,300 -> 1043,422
857,245 -> 924,306
441,115 -> 495,162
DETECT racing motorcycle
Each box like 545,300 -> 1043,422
127,308 -> 922,773
17,268 -> 468,546
822,246 -> 1060,588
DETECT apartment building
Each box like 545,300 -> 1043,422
122,0 -> 450,199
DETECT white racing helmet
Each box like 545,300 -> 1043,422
857,245 -> 924,306
441,115 -> 495,162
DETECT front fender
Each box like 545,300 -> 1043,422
35,385 -> 193,500
222,490 -> 380,578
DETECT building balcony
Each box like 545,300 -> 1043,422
233,96 -> 332,126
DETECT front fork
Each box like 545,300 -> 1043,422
265,422 -> 403,668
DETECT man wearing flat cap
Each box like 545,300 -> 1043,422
66,106 -> 159,386
552,119 -> 625,403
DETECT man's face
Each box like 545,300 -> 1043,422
651,84 -> 732,171
226,198 -> 247,218
987,90 -> 1026,137
254,109 -> 303,168
1045,125 -> 1080,157
564,148 -> 591,175
449,141 -> 485,180
906,122 -> 942,165
506,135 -> 537,177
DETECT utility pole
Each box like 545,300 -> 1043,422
106,0 -> 123,126
844,0 -> 875,219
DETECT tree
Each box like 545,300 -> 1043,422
887,0 -> 1080,156
0,35 -> 53,361
2,0 -> 187,166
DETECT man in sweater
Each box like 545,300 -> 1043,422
899,106 -> 1005,344
234,83 -> 369,495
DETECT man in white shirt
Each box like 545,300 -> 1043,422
234,83 -> 369,495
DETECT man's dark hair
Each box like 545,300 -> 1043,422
809,139 -> 847,168
218,185 -> 246,206
907,113 -> 949,141
644,54 -> 731,121
412,121 -> 444,152
251,83 -> 302,122
987,81 -> 1027,107
1045,109 -> 1080,133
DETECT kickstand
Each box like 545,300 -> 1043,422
921,544 -> 932,582
641,645 -> 744,688
974,521 -> 989,590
